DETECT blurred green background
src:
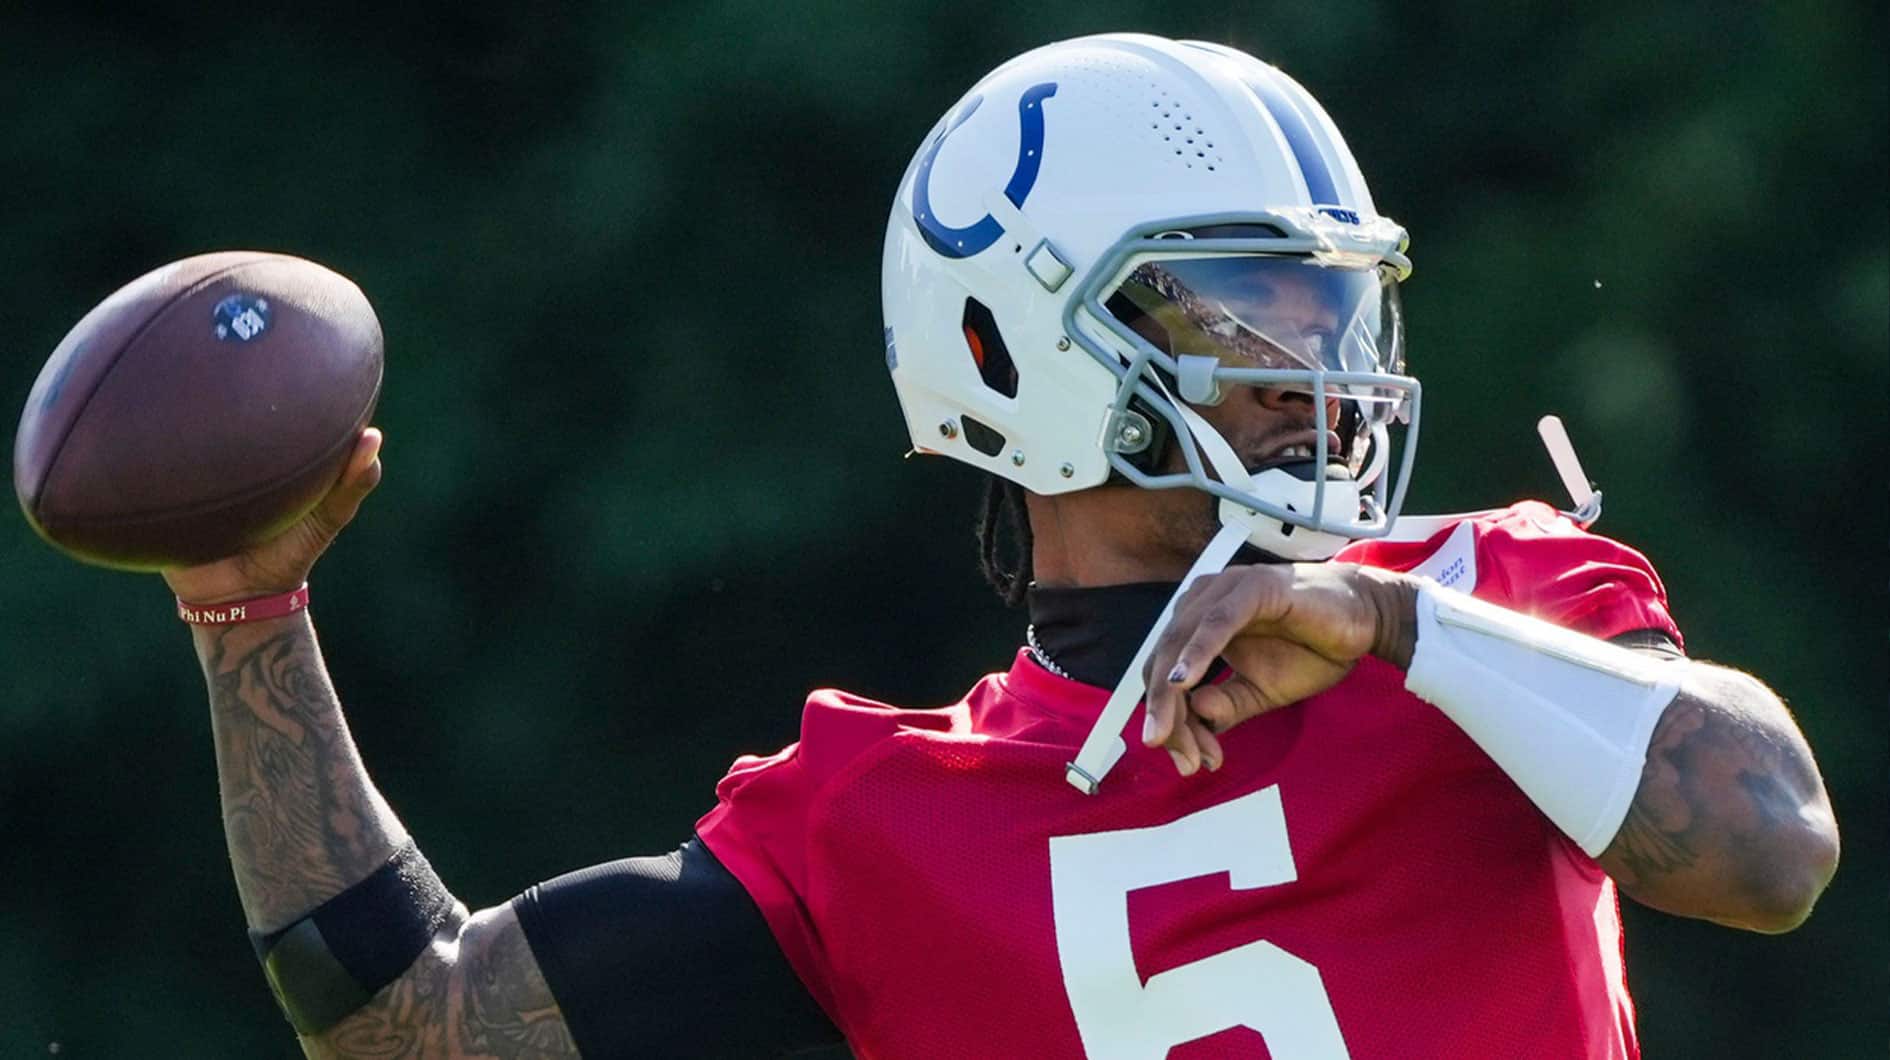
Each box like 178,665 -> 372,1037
2,2 -> 1884,1056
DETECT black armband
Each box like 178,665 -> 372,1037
247,841 -> 458,1035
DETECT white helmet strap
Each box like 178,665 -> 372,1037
1064,520 -> 1247,794
1170,399 -> 1357,560
1063,391 -> 1357,794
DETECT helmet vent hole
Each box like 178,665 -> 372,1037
962,297 -> 1019,399
960,415 -> 1006,457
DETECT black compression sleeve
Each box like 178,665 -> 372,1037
511,837 -> 845,1059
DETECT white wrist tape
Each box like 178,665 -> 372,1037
1404,582 -> 1682,856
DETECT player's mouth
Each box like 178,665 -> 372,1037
1247,429 -> 1346,473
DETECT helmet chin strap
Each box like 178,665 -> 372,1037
1227,465 -> 1358,561
1063,402 -> 1354,793
1062,520 -> 1246,794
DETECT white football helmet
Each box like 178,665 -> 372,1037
882,32 -> 1419,561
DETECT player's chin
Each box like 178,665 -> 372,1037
1160,497 -> 1224,561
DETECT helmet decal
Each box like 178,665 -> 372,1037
912,82 -> 1058,259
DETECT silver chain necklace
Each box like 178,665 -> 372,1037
1025,624 -> 1073,680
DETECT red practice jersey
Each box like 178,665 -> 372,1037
697,502 -> 1682,1059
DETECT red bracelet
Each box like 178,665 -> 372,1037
176,584 -> 310,625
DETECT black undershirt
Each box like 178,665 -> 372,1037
511,585 -> 1681,1057
511,839 -> 846,1058
1026,581 -> 1180,688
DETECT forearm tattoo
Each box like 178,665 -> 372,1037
202,616 -> 403,929
1601,670 -> 1831,918
199,617 -> 577,1057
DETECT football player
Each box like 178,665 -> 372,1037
163,33 -> 1837,1059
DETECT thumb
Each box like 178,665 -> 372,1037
306,428 -> 384,541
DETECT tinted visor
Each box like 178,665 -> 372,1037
1108,255 -> 1407,426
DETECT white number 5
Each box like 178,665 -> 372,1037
1049,786 -> 1350,1059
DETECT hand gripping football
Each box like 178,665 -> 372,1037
13,251 -> 383,570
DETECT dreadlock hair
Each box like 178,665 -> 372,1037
975,476 -> 1034,608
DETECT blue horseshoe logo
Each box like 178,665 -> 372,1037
912,82 -> 1057,259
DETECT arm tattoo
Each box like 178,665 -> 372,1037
311,911 -> 578,1060
197,619 -> 576,1056
1605,698 -> 1708,886
316,949 -> 449,1058
200,616 -> 404,929
457,912 -> 579,1058
1601,668 -> 1833,920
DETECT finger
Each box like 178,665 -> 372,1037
1142,649 -> 1173,746
1189,675 -> 1285,733
1143,576 -> 1221,689
1164,575 -> 1267,690
1142,617 -> 1190,746
1188,715 -> 1224,771
1143,575 -> 1248,744
1142,653 -> 1199,747
1143,608 -> 1203,746
1187,681 -> 1242,732
1142,690 -> 1172,748
1165,705 -> 1203,776
308,428 -> 384,539
347,427 -> 384,484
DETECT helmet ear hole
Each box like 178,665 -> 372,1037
961,416 -> 1007,457
962,298 -> 1019,398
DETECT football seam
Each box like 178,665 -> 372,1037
32,366 -> 382,528
30,254 -> 284,524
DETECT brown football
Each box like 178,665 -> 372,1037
13,251 -> 383,570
